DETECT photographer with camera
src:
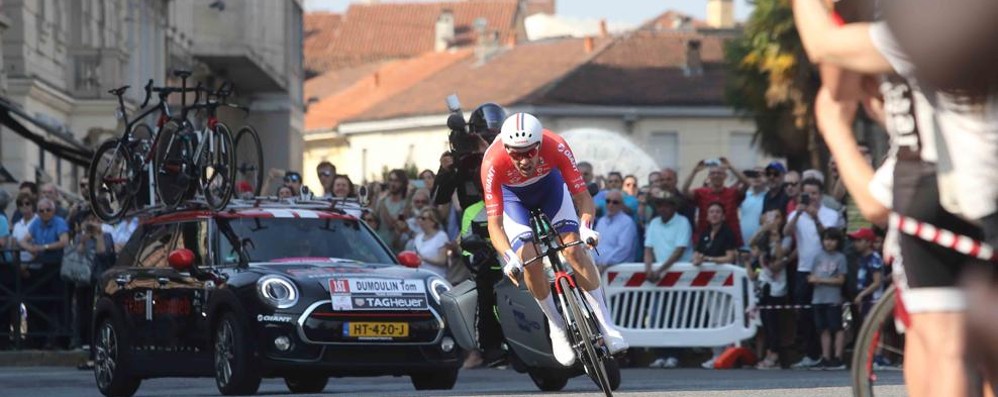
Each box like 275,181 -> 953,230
431,99 -> 508,368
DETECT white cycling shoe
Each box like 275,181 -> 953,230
602,327 -> 629,355
548,323 -> 576,366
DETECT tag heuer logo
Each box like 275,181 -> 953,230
354,298 -> 366,307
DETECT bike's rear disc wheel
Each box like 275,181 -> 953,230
202,123 -> 235,210
153,120 -> 191,208
88,139 -> 134,222
560,278 -> 614,397
233,126 -> 263,197
851,286 -> 902,397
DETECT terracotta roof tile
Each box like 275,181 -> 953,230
533,31 -> 734,106
304,61 -> 386,103
305,49 -> 473,132
306,0 -> 521,74
348,37 -> 612,122
304,12 -> 343,75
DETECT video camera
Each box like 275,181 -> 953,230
445,94 -> 480,155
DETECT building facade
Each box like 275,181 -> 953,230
0,0 -> 303,196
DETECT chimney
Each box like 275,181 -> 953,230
598,19 -> 608,38
707,0 -> 734,28
684,39 -> 703,77
584,36 -> 594,53
435,8 -> 455,52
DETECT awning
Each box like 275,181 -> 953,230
0,96 -> 94,167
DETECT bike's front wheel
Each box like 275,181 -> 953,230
559,277 -> 615,397
88,139 -> 134,222
153,120 -> 192,208
233,125 -> 263,197
202,123 -> 235,210
851,286 -> 903,397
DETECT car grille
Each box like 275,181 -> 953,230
296,300 -> 443,344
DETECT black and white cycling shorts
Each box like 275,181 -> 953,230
893,159 -> 987,313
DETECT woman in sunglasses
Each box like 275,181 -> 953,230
479,112 -> 627,367
10,193 -> 37,263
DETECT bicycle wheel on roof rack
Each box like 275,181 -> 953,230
233,125 -> 263,197
153,120 -> 192,209
88,139 -> 134,222
202,122 -> 235,211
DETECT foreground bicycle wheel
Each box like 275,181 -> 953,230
88,140 -> 133,222
233,126 -> 263,197
153,120 -> 192,208
851,286 -> 902,397
202,123 -> 235,210
560,277 -> 615,397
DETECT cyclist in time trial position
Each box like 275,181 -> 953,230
480,112 -> 628,366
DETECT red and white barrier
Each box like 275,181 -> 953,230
603,262 -> 758,348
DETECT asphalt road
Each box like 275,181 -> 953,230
0,366 -> 906,397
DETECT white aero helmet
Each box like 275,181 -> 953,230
500,112 -> 543,149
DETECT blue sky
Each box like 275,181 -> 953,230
303,0 -> 755,25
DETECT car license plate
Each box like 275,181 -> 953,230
344,322 -> 409,338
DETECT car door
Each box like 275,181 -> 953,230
148,220 -> 211,359
122,222 -> 179,350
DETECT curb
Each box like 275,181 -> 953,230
0,350 -> 88,367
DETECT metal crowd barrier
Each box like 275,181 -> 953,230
0,248 -> 72,350
603,262 -> 758,348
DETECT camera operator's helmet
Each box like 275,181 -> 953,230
467,103 -> 506,144
500,112 -> 543,149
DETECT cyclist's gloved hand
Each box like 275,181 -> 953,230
580,225 -> 600,247
502,249 -> 524,283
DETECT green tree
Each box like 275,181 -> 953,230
725,0 -> 820,169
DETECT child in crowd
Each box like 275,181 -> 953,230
808,228 -> 848,370
849,228 -> 884,318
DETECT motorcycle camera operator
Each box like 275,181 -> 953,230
431,99 -> 508,368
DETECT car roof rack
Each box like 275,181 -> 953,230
125,195 -> 369,220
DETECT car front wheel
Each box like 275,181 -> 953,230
410,368 -> 459,390
284,375 -> 329,393
214,312 -> 261,395
94,317 -> 141,397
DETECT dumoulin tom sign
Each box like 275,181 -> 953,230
329,278 -> 428,311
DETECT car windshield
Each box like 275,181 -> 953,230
217,217 -> 396,265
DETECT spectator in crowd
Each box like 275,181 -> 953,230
316,161 -> 336,198
622,175 -> 639,197
277,185 -> 294,199
577,161 -> 599,196
0,190 -> 10,249
68,214 -> 114,352
10,182 -> 38,224
762,162 -> 789,213
362,212 -> 394,247
419,169 -> 435,192
682,158 -> 750,246
11,193 -> 37,263
284,171 -> 304,195
783,171 -> 802,215
849,228 -> 884,317
110,216 -> 139,252
596,172 -> 637,217
376,169 -> 410,249
20,197 -> 69,264
332,175 -> 355,198
739,167 -> 767,249
413,208 -> 449,278
808,228 -> 848,370
654,168 -> 695,230
646,170 -> 661,189
802,169 -> 844,213
692,201 -> 738,266
405,188 -> 432,232
783,177 -> 845,369
749,208 -> 793,369
644,191 -> 692,369
39,183 -> 68,219
593,190 -> 638,271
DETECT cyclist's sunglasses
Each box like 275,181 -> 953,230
505,144 -> 539,161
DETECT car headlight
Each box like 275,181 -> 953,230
428,277 -> 451,304
257,275 -> 299,309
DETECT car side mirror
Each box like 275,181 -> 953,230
397,251 -> 420,268
168,248 -> 195,272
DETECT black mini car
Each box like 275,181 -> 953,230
91,201 -> 460,396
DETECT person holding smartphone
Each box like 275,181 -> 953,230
783,178 -> 845,369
